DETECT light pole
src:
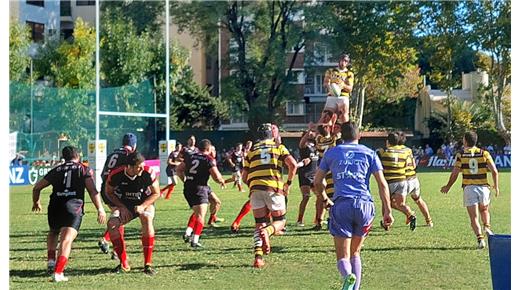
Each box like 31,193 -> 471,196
28,43 -> 39,156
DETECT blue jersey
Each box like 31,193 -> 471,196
319,142 -> 383,200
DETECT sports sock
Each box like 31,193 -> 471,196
186,214 -> 196,236
54,255 -> 68,274
253,230 -> 263,257
141,235 -> 155,266
47,249 -> 56,262
337,258 -> 352,278
110,227 -> 128,267
350,255 -> 362,290
233,201 -> 251,225
103,230 -> 111,242
193,216 -> 204,243
263,225 -> 275,237
165,185 -> 174,199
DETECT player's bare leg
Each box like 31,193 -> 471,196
349,236 -> 365,290
316,109 -> 337,128
47,231 -> 59,274
334,236 -> 356,290
337,99 -> 349,123
412,195 -> 432,227
208,192 -> 223,226
478,203 -> 492,235
297,186 -> 311,226
314,193 -> 326,230
467,205 -> 485,248
392,194 -> 416,231
51,227 -> 78,282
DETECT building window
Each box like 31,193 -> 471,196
304,73 -> 325,95
76,0 -> 95,6
286,102 -> 305,116
61,0 -> 72,16
27,0 -> 44,7
287,69 -> 305,84
26,21 -> 45,42
313,42 -> 333,64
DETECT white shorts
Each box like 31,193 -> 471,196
389,181 -> 408,196
250,190 -> 286,212
407,177 -> 421,199
232,171 -> 242,183
324,96 -> 349,113
463,185 -> 490,207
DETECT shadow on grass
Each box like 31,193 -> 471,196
364,245 -> 476,252
9,269 -> 48,278
156,262 -> 251,271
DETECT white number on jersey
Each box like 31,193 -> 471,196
189,159 -> 200,174
468,158 -> 479,174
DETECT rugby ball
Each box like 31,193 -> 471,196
329,83 -> 342,97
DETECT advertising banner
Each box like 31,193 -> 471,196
417,154 -> 511,168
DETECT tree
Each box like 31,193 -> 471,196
467,0 -> 511,142
418,2 -> 470,141
9,20 -> 31,82
321,1 -> 421,127
171,1 -> 317,131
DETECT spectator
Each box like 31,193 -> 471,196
503,143 -> 511,155
424,144 -> 434,157
486,144 -> 495,155
11,153 -> 25,166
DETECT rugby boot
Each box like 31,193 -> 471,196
191,241 -> 204,249
408,215 -> 417,231
50,272 -> 69,282
98,239 -> 110,254
182,233 -> 192,243
477,238 -> 486,249
143,264 -> 157,275
112,264 -> 131,274
253,256 -> 265,268
341,273 -> 356,290
47,260 -> 55,275
230,223 -> 240,234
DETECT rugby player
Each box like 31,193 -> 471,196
376,132 -> 417,231
243,123 -> 297,268
441,131 -> 499,249
97,133 -> 137,256
224,143 -> 245,193
296,130 -> 319,227
177,139 -> 226,248
161,142 -> 182,200
32,146 -> 106,282
314,122 -> 393,290
105,152 -> 161,275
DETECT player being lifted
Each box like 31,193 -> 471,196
243,123 -> 297,268
105,152 -> 161,275
32,146 -> 106,282
317,53 -> 354,127
224,143 -> 245,193
97,133 -> 137,258
441,131 -> 500,249
177,139 -> 226,248
376,132 -> 417,231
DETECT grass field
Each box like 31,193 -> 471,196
10,171 -> 511,290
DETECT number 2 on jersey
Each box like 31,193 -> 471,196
189,159 -> 200,174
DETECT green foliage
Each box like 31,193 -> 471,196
9,19 -> 31,82
101,1 -> 165,35
9,171 -> 511,289
52,19 -> 95,88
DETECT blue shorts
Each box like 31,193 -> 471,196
329,197 -> 375,238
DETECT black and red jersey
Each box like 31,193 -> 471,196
101,147 -> 133,182
167,150 -> 181,171
227,149 -> 244,171
183,152 -> 216,187
107,166 -> 157,206
178,146 -> 199,161
44,161 -> 93,206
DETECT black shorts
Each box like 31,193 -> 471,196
48,199 -> 84,232
298,169 -> 315,188
183,185 -> 210,208
166,166 -> 176,178
100,182 -> 115,207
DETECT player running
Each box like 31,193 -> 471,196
224,143 -> 246,193
32,146 -> 106,282
399,133 -> 433,228
161,142 -> 182,200
441,131 -> 499,249
105,152 -> 161,275
97,133 -> 137,257
243,123 -> 297,268
177,139 -> 226,248
314,122 -> 393,290
376,132 -> 417,231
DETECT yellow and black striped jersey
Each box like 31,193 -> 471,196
316,134 -> 339,159
404,147 -> 416,179
325,68 -> 354,97
376,145 -> 410,183
454,147 -> 494,187
243,139 -> 291,194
